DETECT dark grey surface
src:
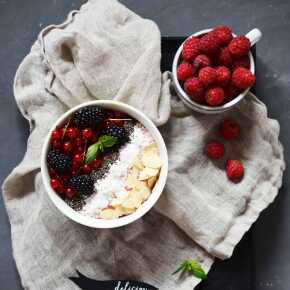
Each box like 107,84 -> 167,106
0,0 -> 289,289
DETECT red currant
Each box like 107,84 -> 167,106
74,137 -> 83,147
56,184 -> 65,194
72,161 -> 80,170
52,139 -> 62,149
51,179 -> 61,190
73,153 -> 83,163
61,172 -> 71,183
71,170 -> 77,176
111,119 -> 124,127
65,188 -> 75,199
63,141 -> 72,153
92,158 -> 102,169
51,130 -> 62,140
66,127 -> 79,139
82,128 -> 93,139
74,146 -> 84,154
49,170 -> 57,179
82,164 -> 92,174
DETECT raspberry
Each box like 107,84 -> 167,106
199,66 -> 217,87
226,160 -> 244,182
219,119 -> 240,140
213,25 -> 233,46
182,37 -> 200,61
216,66 -> 231,87
200,32 -> 220,54
205,140 -> 225,160
177,62 -> 194,82
226,83 -> 241,99
232,56 -> 250,69
184,77 -> 205,103
193,54 -> 212,69
229,36 -> 251,58
217,47 -> 232,67
205,87 -> 225,106
232,67 -> 256,89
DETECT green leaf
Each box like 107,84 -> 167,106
187,260 -> 207,280
84,135 -> 118,164
85,143 -> 100,164
172,260 -> 207,280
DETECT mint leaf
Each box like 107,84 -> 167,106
85,135 -> 118,164
85,143 -> 101,164
173,260 -> 207,280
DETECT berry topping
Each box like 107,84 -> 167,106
232,56 -> 250,69
205,140 -> 225,160
74,106 -> 106,129
231,67 -> 256,89
184,77 -> 205,103
198,66 -> 217,87
65,188 -> 75,199
47,150 -> 71,173
51,130 -> 62,140
200,32 -> 220,54
216,66 -> 231,87
229,35 -> 251,58
73,153 -> 83,163
51,178 -> 61,190
82,128 -> 93,140
82,164 -> 92,174
193,54 -> 212,69
182,37 -> 200,61
101,125 -> 129,145
213,25 -> 233,46
92,158 -> 102,169
177,62 -> 194,82
219,119 -> 240,140
66,127 -> 79,139
52,139 -> 62,149
205,87 -> 225,106
226,160 -> 244,182
69,174 -> 94,196
63,141 -> 72,154
217,47 -> 232,67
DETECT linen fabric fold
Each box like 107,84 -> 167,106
2,0 -> 284,289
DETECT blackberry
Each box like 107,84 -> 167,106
47,150 -> 71,173
74,106 -> 106,129
101,125 -> 129,145
69,174 -> 94,196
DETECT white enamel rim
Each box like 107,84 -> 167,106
172,28 -> 261,114
41,100 -> 168,228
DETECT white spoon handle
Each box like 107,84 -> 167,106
246,28 -> 262,46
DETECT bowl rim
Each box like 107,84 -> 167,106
172,28 -> 255,113
41,100 -> 168,228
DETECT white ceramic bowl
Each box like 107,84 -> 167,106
41,100 -> 168,228
172,28 -> 262,114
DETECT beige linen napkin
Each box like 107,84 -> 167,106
2,0 -> 284,289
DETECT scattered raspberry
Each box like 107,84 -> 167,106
184,77 -> 205,103
226,83 -> 241,99
199,66 -> 217,86
226,160 -> 244,182
232,67 -> 256,89
205,87 -> 225,106
182,37 -> 200,61
205,140 -> 225,160
217,47 -> 232,67
200,32 -> 220,54
219,119 -> 240,140
213,25 -> 233,46
216,66 -> 231,87
193,54 -> 212,69
232,56 -> 250,69
229,35 -> 251,58
177,62 -> 194,82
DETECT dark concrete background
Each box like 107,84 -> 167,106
0,0 -> 289,289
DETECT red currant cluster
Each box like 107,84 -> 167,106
48,109 -> 125,199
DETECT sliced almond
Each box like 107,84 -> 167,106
142,152 -> 162,169
100,208 -> 121,220
147,175 -> 158,190
144,143 -> 158,154
139,167 -> 159,181
133,157 -> 144,170
116,206 -> 135,215
122,190 -> 143,209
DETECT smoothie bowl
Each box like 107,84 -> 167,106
41,101 -> 168,228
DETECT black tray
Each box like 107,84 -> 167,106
160,36 -> 256,290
